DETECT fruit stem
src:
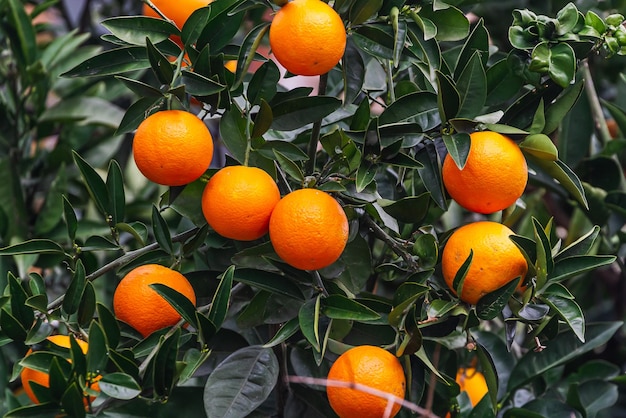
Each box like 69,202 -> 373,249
142,0 -> 175,25
363,214 -> 419,271
305,72 -> 328,175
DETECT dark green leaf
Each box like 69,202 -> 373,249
455,18 -> 489,79
476,343 -> 498,413
61,382 -> 85,418
356,162 -> 377,193
73,151 -> 110,217
476,278 -> 520,320
415,141 -> 447,210
349,0 -> 382,25
456,51 -> 487,119
181,70 -> 226,96
322,295 -> 380,321
0,239 -> 64,255
544,80 -> 584,134
86,321 -> 108,374
106,160 -> 125,226
530,42 -> 576,88
543,294 -> 585,342
528,156 -> 588,209
343,37 -> 366,105
569,380 -> 619,418
352,25 -> 395,60
1,309 -> 27,341
151,205 -> 173,254
436,71 -> 460,123
507,321 -> 622,391
453,249 -> 473,299
101,16 -> 178,45
77,281 -> 96,327
6,0 -> 37,68
443,132 -> 471,169
529,99 -> 546,134
274,150 -> 305,183
203,345 -> 279,418
379,91 -> 440,130
263,317 -> 300,348
220,110 -> 248,163
271,96 -> 342,131
233,269 -> 304,300
418,3 -> 469,41
233,23 -> 270,88
62,46 -> 150,77
379,193 -> 431,224
533,217 -> 553,290
63,260 -> 86,316
149,283 -> 198,329
550,255 -> 616,283
97,303 -> 120,349
152,328 -> 180,397
299,297 -> 321,351
247,60 -> 280,106
98,372 -> 142,400
62,197 -> 78,242
146,37 -> 174,84
3,403 -> 62,417
209,265 -> 234,330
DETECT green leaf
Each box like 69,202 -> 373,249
436,71 -> 460,123
454,18 -> 489,80
179,348 -> 212,384
247,59 -> 280,107
6,0 -> 37,68
271,96 -> 342,131
219,110 -> 248,163
146,37 -> 174,85
203,345 -> 279,418
520,133 -> 558,161
181,70 -> 226,96
443,132 -> 471,169
196,312 -> 217,347
378,193 -> 431,224
106,160 -> 126,226
233,23 -> 270,88
3,403 -> 62,417
349,0 -> 382,26
152,328 -> 180,397
151,205 -> 173,254
197,5 -> 243,55
352,25 -> 395,60
585,11 -> 607,35
1,309 -> 27,341
388,283 -> 429,328
452,249 -> 473,299
378,92 -> 440,131
343,38 -> 366,105
62,197 -> 78,242
233,269 -> 304,300
274,150 -> 304,183
533,217 -> 554,290
476,278 -> 520,320
61,382 -> 85,418
251,99 -> 274,139
322,295 -> 380,321
98,372 -> 142,400
456,51 -> 487,119
529,99 -> 546,134
568,380 -> 619,418
543,294 -> 585,342
263,317 -> 300,348
116,97 -> 163,135
356,162 -> 377,193
101,16 -> 178,45
528,156 -> 588,209
507,321 -> 622,391
209,265 -> 234,330
86,321 -> 108,374
299,297 -> 321,352
544,80 -> 584,134
0,239 -> 64,256
149,283 -> 198,329
415,141 -> 447,210
77,281 -> 96,327
63,260 -> 86,316
529,42 -> 576,88
555,2 -> 581,35
39,96 -> 124,128
476,343 -> 498,413
73,151 -> 110,217
418,3 -> 469,41
550,255 -> 616,283
62,46 -> 150,77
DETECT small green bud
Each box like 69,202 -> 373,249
605,13 -> 625,27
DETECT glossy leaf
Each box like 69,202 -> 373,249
456,51 -> 487,119
0,239 -> 64,255
543,294 -> 585,342
77,281 -> 96,327
299,297 -> 321,352
452,249 -> 473,298
209,265 -> 234,330
98,372 -> 142,400
379,193 -> 431,224
62,46 -> 150,77
271,96 -> 342,131
418,3 -> 469,42
379,91 -> 440,130
520,133 -> 558,161
322,295 -> 380,321
203,345 -> 279,418
247,60 -> 280,106
443,132 -> 471,169
220,110 -> 248,163
63,260 -> 86,316
544,80 -> 584,134
263,317 -> 300,348
86,321 -> 108,374
476,278 -> 520,320
73,151 -> 110,217
529,42 -> 576,88
436,71 -> 460,123
106,160 -> 125,226
550,255 -> 616,283
528,156 -> 588,209
152,328 -> 180,397
415,141 -> 447,210
181,70 -> 226,96
233,269 -> 304,300
274,150 -> 305,183
101,16 -> 178,45
151,205 -> 173,254
507,321 -> 622,391
343,37 -> 366,105
149,283 -> 198,329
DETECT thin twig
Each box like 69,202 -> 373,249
47,227 -> 201,311
581,60 -> 612,147
363,214 -> 419,271
286,375 -> 440,418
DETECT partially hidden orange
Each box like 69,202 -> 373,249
201,165 -> 281,241
132,110 -> 213,186
456,367 -> 489,406
441,221 -> 528,305
20,335 -> 100,405
442,131 -> 527,214
327,345 -> 406,418
143,0 -> 211,32
269,188 -> 348,270
269,0 -> 346,76
113,264 -> 196,337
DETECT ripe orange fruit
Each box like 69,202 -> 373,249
442,131 -> 527,214
441,221 -> 528,305
21,335 -> 100,405
201,165 -> 281,241
456,367 -> 488,406
269,0 -> 346,76
143,0 -> 211,31
132,110 -> 213,186
113,264 -> 196,337
327,345 -> 406,418
269,188 -> 348,270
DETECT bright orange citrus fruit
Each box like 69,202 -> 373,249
132,110 -> 213,186
327,345 -> 406,418
269,0 -> 346,76
113,264 -> 196,337
269,188 -> 348,270
201,165 -> 281,241
441,221 -> 528,305
442,131 -> 527,214
20,335 -> 100,405
456,367 -> 489,406
143,0 -> 211,31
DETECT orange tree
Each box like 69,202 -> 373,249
1,0 -> 626,417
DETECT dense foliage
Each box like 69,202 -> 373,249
1,0 -> 626,416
